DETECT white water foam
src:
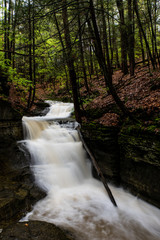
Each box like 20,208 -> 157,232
21,101 -> 160,240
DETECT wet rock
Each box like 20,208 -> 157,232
0,100 -> 46,227
0,167 -> 46,224
0,99 -> 22,121
81,122 -> 120,183
0,99 -> 23,174
119,126 -> 160,208
0,221 -> 75,240
31,101 -> 50,116
82,122 -> 160,208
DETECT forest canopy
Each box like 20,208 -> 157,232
0,0 -> 160,123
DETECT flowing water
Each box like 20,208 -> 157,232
21,101 -> 160,240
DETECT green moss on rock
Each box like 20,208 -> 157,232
119,123 -> 160,207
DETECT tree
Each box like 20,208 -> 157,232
116,0 -> 128,74
133,0 -> 155,69
76,0 -> 90,94
100,0 -> 111,74
27,0 -> 33,109
62,0 -> 81,123
128,0 -> 135,75
146,0 -> 160,66
89,0 -> 131,117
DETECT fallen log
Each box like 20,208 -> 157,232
76,126 -> 118,207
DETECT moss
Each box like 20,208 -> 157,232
119,123 -> 160,167
120,117 -> 160,138
84,103 -> 120,121
82,121 -> 119,141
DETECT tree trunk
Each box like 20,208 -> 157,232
89,0 -> 131,117
107,1 -> 113,67
133,0 -> 155,69
54,13 -> 70,93
112,15 -> 120,68
77,0 -> 89,94
128,0 -> 135,76
30,0 -> 36,107
116,0 -> 128,74
4,0 -> 7,60
147,0 -> 160,66
27,0 -> 33,109
62,0 -> 81,123
7,0 -> 12,61
12,0 -> 20,69
139,28 -> 145,65
1,0 -> 10,96
100,0 -> 111,75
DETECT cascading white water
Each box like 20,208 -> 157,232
21,101 -> 160,240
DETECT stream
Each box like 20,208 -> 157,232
21,101 -> 160,240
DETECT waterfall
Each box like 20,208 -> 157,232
21,101 -> 160,240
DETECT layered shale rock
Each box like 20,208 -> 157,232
0,100 -> 45,226
82,122 -> 160,208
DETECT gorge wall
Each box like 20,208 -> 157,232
119,126 -> 160,208
0,100 -> 45,226
82,123 -> 160,209
0,100 -> 23,173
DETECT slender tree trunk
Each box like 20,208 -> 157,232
27,0 -> 33,109
30,0 -> 36,107
112,15 -> 120,68
133,0 -> 155,69
153,0 -> 160,65
139,28 -> 145,65
11,3 -> 15,68
4,0 -> 7,60
147,0 -> 156,65
89,0 -> 131,117
147,0 -> 160,66
1,0 -> 9,96
85,41 -> 93,79
107,1 -> 113,66
128,0 -> 135,76
12,0 -> 20,69
54,13 -> 70,92
77,0 -> 89,94
89,36 -> 94,75
116,0 -> 128,74
100,0 -> 111,75
62,0 -> 81,123
7,0 -> 12,61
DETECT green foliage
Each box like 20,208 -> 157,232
0,53 -> 32,94
147,125 -> 157,131
0,0 -> 160,111
155,117 -> 160,124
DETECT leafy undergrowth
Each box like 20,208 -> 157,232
7,65 -> 160,132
